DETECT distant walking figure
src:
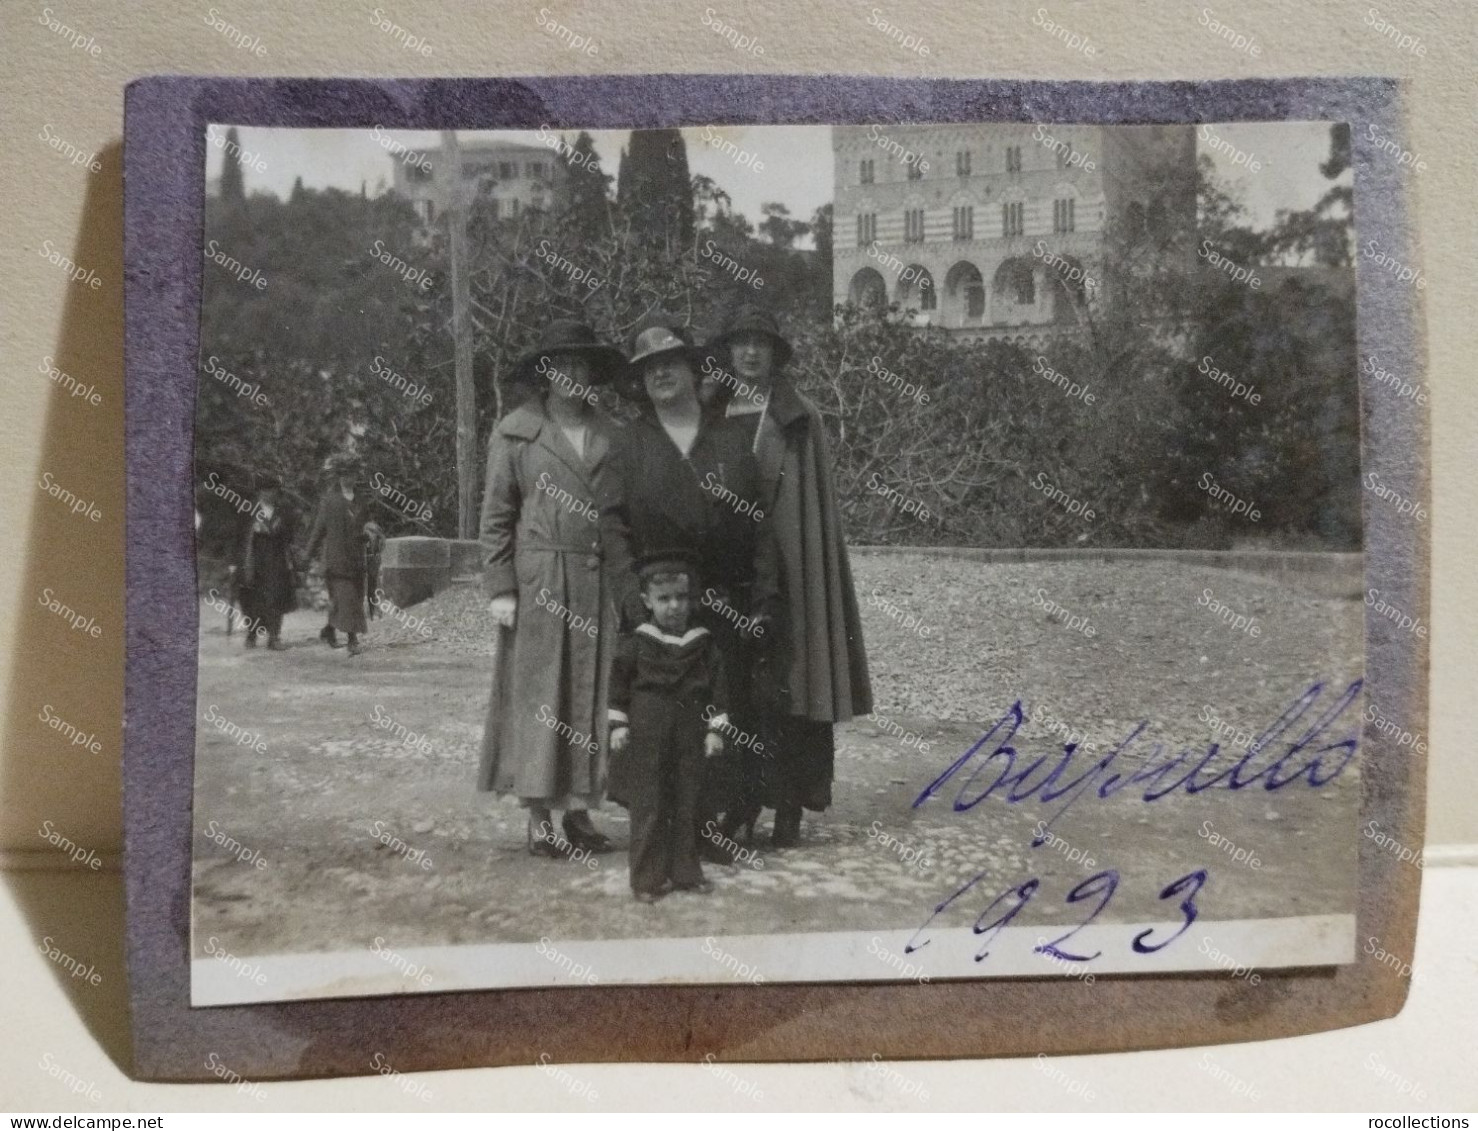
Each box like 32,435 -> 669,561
234,475 -> 297,650
305,455 -> 373,657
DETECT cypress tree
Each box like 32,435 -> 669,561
219,127 -> 246,205
561,131 -> 613,244
616,128 -> 695,254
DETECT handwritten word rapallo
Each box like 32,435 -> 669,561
915,678 -> 1362,841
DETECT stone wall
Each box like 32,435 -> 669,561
377,536 -> 483,609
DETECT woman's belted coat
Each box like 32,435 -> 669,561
477,399 -> 622,804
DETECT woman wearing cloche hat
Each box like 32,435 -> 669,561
704,301 -> 873,849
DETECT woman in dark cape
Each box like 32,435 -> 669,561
704,303 -> 873,847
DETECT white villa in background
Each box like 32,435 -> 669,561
833,123 -> 1197,344
389,138 -> 567,227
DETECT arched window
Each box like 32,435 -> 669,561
898,266 -> 937,312
945,261 -> 986,324
992,258 -> 1036,316
848,267 -> 888,309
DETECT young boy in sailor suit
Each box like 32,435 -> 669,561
608,551 -> 729,903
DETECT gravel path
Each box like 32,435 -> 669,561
193,553 -> 1363,971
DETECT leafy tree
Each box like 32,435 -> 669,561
198,125 -> 1357,562
811,203 -> 833,265
759,203 -> 808,249
1262,123 -> 1354,267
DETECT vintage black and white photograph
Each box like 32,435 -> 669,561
189,117 -> 1365,1005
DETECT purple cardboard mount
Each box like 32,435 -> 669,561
125,74 -> 1424,1081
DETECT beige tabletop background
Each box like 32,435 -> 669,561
0,0 -> 1473,1111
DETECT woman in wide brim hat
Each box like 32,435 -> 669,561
615,315 -> 709,403
478,317 -> 627,857
505,317 -> 628,392
703,301 -> 872,849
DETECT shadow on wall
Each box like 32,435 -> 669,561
2,139 -> 131,1069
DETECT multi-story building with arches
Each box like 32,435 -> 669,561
833,123 -> 1196,344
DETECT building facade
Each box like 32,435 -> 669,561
833,123 -> 1196,343
389,138 -> 567,228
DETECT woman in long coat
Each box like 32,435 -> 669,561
305,457 -> 373,656
235,476 -> 297,650
602,315 -> 777,850
704,303 -> 873,847
478,319 -> 627,857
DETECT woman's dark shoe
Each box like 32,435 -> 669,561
699,837 -> 736,865
562,811 -> 613,853
771,805 -> 803,848
320,625 -> 340,649
266,636 -> 287,651
720,806 -> 760,846
527,818 -> 572,859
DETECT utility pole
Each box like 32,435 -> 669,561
440,129 -> 477,540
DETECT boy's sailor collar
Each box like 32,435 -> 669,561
634,623 -> 709,647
